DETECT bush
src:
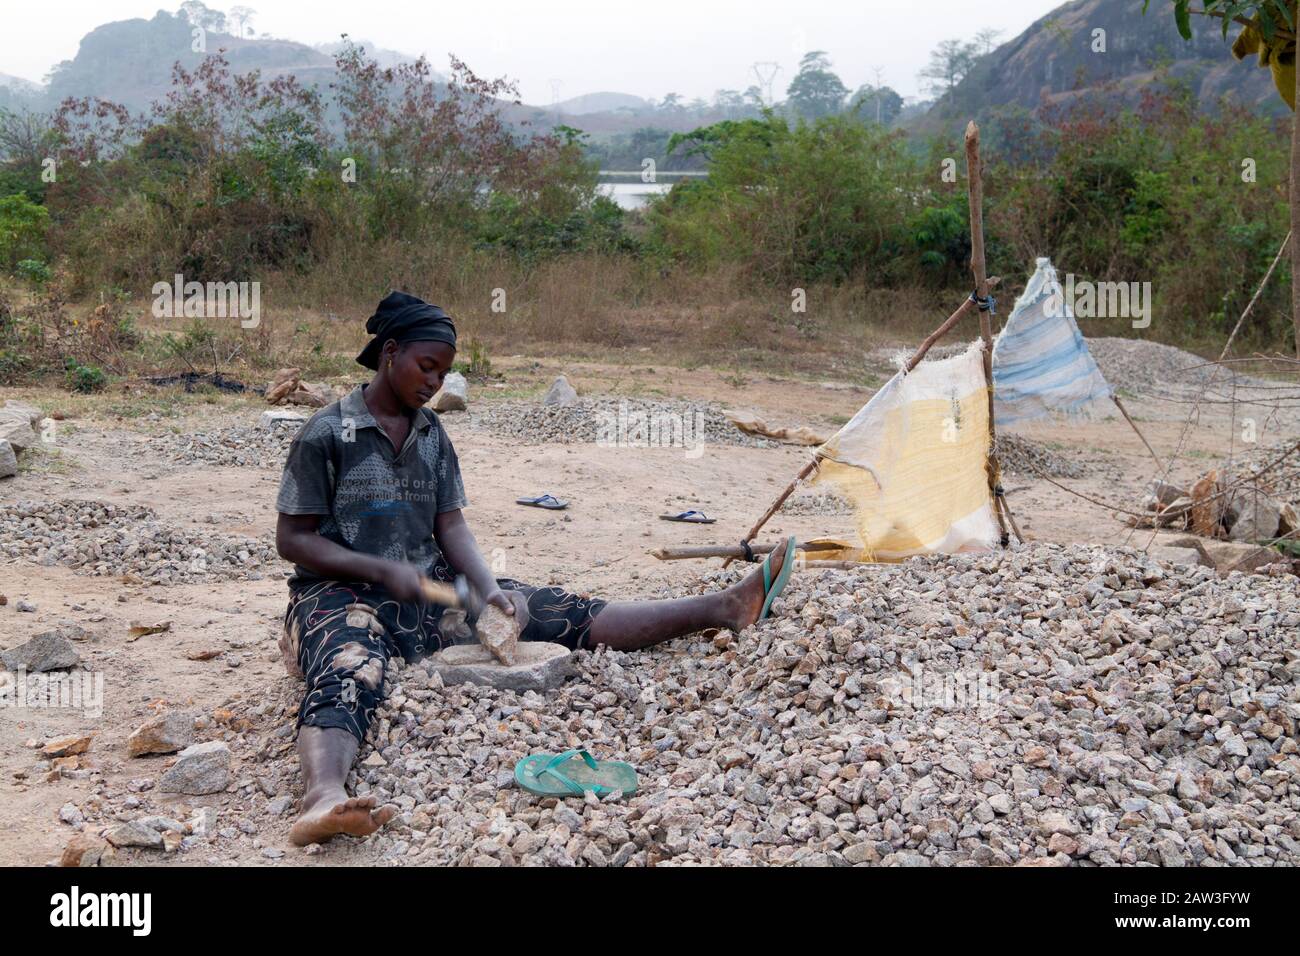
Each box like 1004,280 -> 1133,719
0,193 -> 48,270
64,358 -> 106,393
15,258 -> 51,284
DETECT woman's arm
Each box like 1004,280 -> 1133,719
275,513 -> 426,601
435,508 -> 528,623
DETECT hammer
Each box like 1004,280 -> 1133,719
419,575 -> 519,665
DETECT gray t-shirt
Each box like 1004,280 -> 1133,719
275,384 -> 468,586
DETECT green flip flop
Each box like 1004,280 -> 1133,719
759,535 -> 797,620
514,749 -> 639,798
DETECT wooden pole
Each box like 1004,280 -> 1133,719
964,120 -> 1015,546
720,457 -> 819,567
654,540 -> 844,561
1220,230 -> 1291,363
1110,394 -> 1163,472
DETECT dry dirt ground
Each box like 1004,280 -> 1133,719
1,346 -> 1296,866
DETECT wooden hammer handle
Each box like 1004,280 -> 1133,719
419,579 -> 462,608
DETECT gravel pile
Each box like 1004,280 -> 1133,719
781,490 -> 854,516
464,399 -> 777,449
0,499 -> 279,584
202,542 -> 1300,867
995,435 -> 1087,478
1086,337 -> 1286,401
1235,438 -> 1300,503
149,424 -> 298,469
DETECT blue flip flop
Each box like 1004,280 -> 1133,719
659,510 -> 716,523
514,749 -> 639,798
759,536 -> 797,620
516,493 -> 568,510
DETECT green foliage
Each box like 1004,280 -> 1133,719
15,258 -> 51,284
652,114 -> 918,283
0,193 -> 48,270
64,358 -> 106,393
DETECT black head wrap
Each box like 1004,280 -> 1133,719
356,291 -> 457,370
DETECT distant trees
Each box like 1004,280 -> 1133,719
849,84 -> 903,124
918,39 -> 980,98
785,51 -> 849,119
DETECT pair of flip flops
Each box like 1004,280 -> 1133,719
517,493 -> 568,510
514,749 -> 638,798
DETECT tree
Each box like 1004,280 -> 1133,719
659,92 -> 684,113
228,5 -> 257,38
918,39 -> 979,98
850,84 -> 903,124
1147,0 -> 1300,355
974,28 -> 1004,56
178,1 -> 227,33
785,51 -> 849,119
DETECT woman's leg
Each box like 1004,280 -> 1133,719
283,584 -> 398,846
500,545 -> 791,653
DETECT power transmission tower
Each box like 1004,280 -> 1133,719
752,62 -> 780,107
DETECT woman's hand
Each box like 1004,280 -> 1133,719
483,587 -> 529,633
381,561 -> 428,603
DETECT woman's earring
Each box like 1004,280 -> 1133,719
387,358 -> 393,371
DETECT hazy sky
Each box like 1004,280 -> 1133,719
2,0 -> 1061,104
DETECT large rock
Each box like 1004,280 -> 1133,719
127,711 -> 197,757
1,631 -> 80,672
1147,545 -> 1203,569
1200,540 -> 1282,575
60,835 -> 111,867
104,821 -> 164,850
0,400 -> 42,428
1224,490 -> 1282,543
542,375 -> 578,407
475,604 -> 519,666
0,439 -> 15,479
432,371 -> 468,412
0,417 -> 36,453
428,642 -> 574,692
158,740 -> 231,795
259,409 -> 307,430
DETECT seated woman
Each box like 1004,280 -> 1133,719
275,292 -> 795,846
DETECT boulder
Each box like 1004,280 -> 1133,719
1224,489 -> 1282,543
126,711 -> 197,758
158,740 -> 231,795
264,368 -> 301,404
0,439 -> 16,479
105,821 -> 164,850
259,409 -> 307,430
1147,545 -> 1204,569
0,400 -> 42,429
431,371 -> 468,412
1,631 -> 80,672
287,381 -> 333,407
60,835 -> 111,867
1200,540 -> 1282,575
0,417 -> 36,453
542,375 -> 578,407
428,642 -> 574,692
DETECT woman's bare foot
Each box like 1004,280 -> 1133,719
724,544 -> 790,632
289,788 -> 396,846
